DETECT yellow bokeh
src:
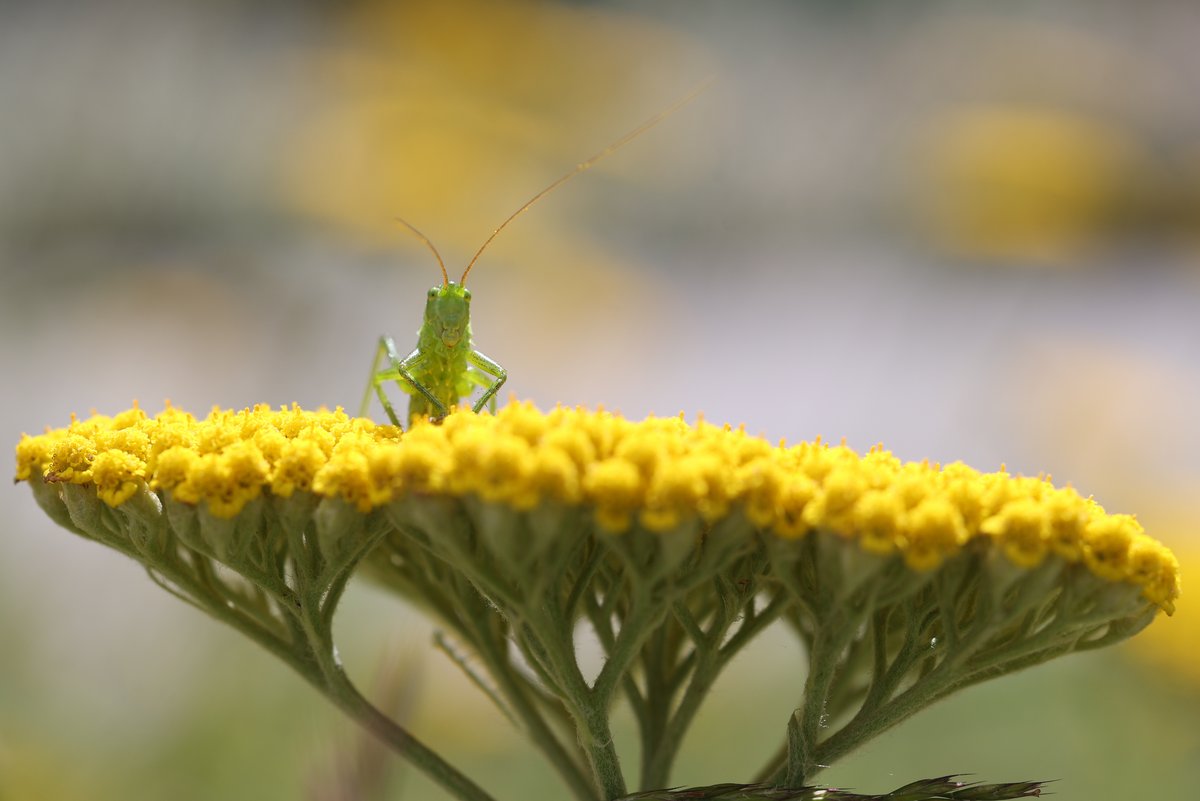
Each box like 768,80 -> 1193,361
282,0 -> 707,251
912,105 -> 1143,266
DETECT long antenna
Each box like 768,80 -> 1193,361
460,79 -> 713,285
394,216 -> 449,286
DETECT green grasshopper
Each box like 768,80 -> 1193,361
360,85 -> 709,428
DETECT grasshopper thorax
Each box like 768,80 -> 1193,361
425,281 -> 472,349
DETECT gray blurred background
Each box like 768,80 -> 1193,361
3,1 -> 1198,799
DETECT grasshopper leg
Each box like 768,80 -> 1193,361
463,369 -> 496,413
359,338 -> 394,422
367,337 -> 448,427
466,349 -> 507,414
362,336 -> 407,426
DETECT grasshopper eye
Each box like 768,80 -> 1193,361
463,289 -> 472,301
428,287 -> 439,299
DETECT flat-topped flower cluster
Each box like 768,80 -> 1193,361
15,402 -> 1179,612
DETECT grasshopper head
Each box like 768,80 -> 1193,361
425,281 -> 471,348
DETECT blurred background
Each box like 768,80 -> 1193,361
3,0 -> 1198,798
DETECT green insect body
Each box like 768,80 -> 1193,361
362,278 -> 506,428
360,82 -> 709,428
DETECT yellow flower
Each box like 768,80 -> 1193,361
16,400 -> 1183,793
13,402 -> 1181,612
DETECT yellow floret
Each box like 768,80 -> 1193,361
91,449 -> 146,507
772,474 -> 818,539
1083,513 -> 1141,581
109,406 -> 148,430
615,433 -> 667,479
584,458 -> 643,533
940,463 -> 986,529
313,450 -> 376,513
541,426 -> 598,470
853,489 -> 905,555
1043,489 -> 1090,561
738,457 -> 785,528
195,416 -> 240,455
981,498 -> 1051,568
14,431 -> 64,481
691,451 -> 741,522
529,447 -> 582,505
221,441 -> 270,498
270,438 -> 327,497
47,434 -> 98,484
640,457 -> 707,532
152,446 -> 198,492
901,498 -> 968,570
392,438 -> 450,495
467,433 -> 538,509
804,466 -> 868,534
496,400 -> 549,444
1126,539 -> 1180,615
95,427 -> 152,464
254,428 -> 290,464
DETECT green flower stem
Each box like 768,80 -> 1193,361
635,626 -> 673,789
582,587 -> 658,784
640,590 -> 788,789
784,610 -> 868,787
523,630 -> 624,799
316,661 -> 499,801
162,581 -> 495,801
363,535 -> 598,801
813,660 -> 960,772
585,591 -> 677,796
289,587 -> 499,801
148,558 -> 300,670
856,607 -> 938,720
456,607 -> 599,801
593,593 -> 668,704
801,569 -> 1104,775
523,596 -> 630,800
130,509 -> 499,801
580,694 -> 628,801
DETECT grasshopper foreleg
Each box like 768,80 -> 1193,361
467,349 -> 507,414
361,336 -> 445,427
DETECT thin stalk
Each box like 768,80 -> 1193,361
298,601 -> 498,801
156,549 -> 492,801
320,664 -> 500,801
636,622 -> 674,789
528,591 -> 628,799
593,591 -> 670,704
784,623 -> 839,787
641,591 -> 788,788
464,612 -> 599,801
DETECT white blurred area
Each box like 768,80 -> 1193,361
3,1 -> 1199,799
